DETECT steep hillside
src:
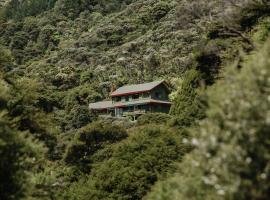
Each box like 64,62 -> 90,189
0,0 -> 270,200
1,0 -> 268,128
1,0 -> 262,92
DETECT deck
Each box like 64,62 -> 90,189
122,110 -> 147,117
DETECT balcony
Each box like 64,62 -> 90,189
122,109 -> 146,117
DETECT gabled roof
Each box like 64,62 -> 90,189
89,101 -> 114,110
111,80 -> 168,97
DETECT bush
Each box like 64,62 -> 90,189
2,0 -> 57,20
65,105 -> 96,130
0,120 -> 46,200
137,113 -> 171,126
146,38 -> 270,200
0,47 -> 14,72
65,125 -> 189,200
55,0 -> 135,19
170,69 -> 206,127
64,122 -> 128,172
0,73 -> 45,200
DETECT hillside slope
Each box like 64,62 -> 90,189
1,0 -> 268,127
0,0 -> 270,200
1,0 -> 262,91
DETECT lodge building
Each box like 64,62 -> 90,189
89,80 -> 171,120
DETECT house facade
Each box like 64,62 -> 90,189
89,80 -> 171,120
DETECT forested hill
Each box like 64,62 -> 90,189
0,0 -> 270,200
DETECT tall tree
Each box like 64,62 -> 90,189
0,47 -> 45,200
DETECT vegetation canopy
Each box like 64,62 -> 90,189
0,0 -> 269,200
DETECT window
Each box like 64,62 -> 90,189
115,97 -> 121,102
132,94 -> 139,100
125,96 -> 129,101
142,93 -> 149,98
155,92 -> 161,99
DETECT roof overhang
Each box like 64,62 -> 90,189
111,90 -> 151,97
114,99 -> 171,108
89,99 -> 171,110
89,101 -> 114,110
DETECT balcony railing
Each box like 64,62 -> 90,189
122,110 -> 146,116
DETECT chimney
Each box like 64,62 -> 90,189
110,83 -> 117,94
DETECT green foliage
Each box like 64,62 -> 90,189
63,85 -> 102,111
140,1 -> 172,25
0,48 -> 60,159
137,112 -> 172,126
37,24 -> 60,51
65,105 -> 96,130
64,122 -> 128,171
0,52 -> 46,199
0,117 -> 46,200
252,16 -> 270,43
3,0 -> 57,20
55,0 -> 135,19
5,78 -> 59,158
194,42 -> 222,85
0,118 -> 45,200
238,0 -> 270,30
65,125 -> 188,200
146,38 -> 270,200
1,1 -> 270,200
170,69 -> 206,127
0,46 -> 14,72
60,85 -> 102,130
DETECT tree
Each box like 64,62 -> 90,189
65,125 -> 188,200
2,0 -> 57,20
64,122 -> 128,172
0,59 -> 45,199
145,38 -> 270,200
170,69 -> 206,127
0,46 -> 14,72
0,117 -> 45,200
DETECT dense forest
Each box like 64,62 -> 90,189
0,0 -> 269,199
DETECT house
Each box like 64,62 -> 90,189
89,80 -> 171,120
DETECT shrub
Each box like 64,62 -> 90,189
64,122 -> 128,172
170,69 -> 206,127
64,105 -> 96,130
2,0 -> 57,20
65,125 -> 189,200
146,37 -> 270,200
0,120 -> 45,200
0,72 -> 45,200
0,46 -> 14,72
137,113 -> 171,126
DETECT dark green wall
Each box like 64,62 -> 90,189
151,84 -> 170,101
